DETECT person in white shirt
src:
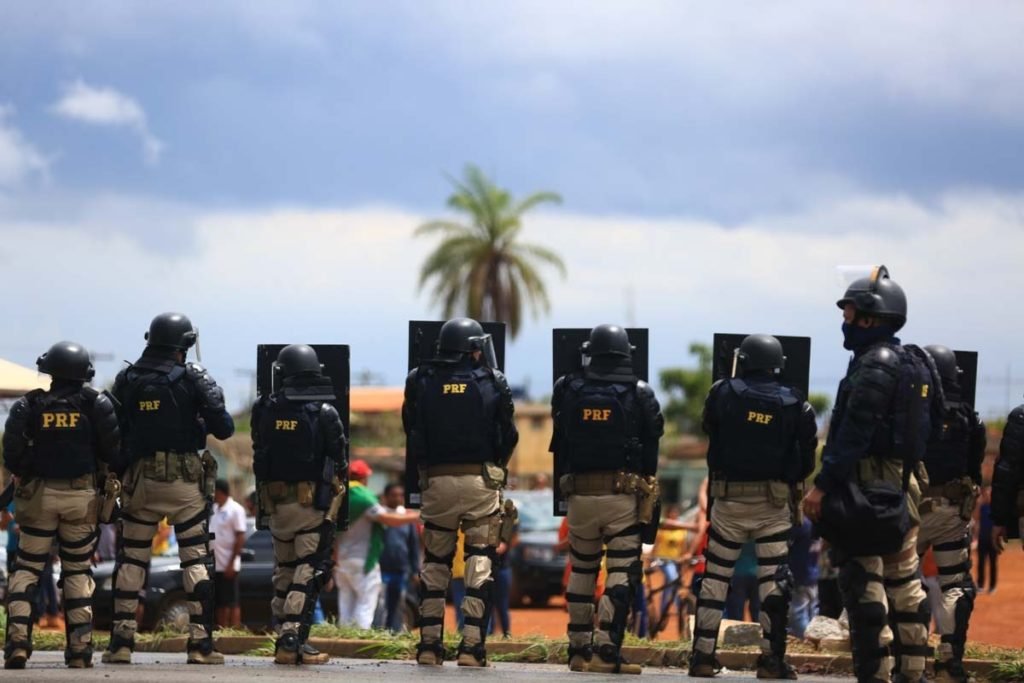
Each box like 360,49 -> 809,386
211,480 -> 248,628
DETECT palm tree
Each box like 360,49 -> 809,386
416,164 -> 566,338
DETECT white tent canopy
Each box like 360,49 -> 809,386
0,357 -> 48,398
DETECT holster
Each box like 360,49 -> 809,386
324,478 -> 347,526
482,462 -> 508,491
98,471 -> 122,524
499,498 -> 518,545
13,476 -> 45,519
200,450 -> 217,503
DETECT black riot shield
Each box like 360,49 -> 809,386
953,350 -> 979,408
551,328 -> 650,516
710,333 -> 811,398
404,321 -> 507,508
256,344 -> 351,529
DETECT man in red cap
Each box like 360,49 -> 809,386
333,459 -> 418,629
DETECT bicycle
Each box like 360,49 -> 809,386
628,558 -> 697,640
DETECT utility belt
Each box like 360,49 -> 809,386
260,481 -> 318,508
142,450 -> 202,482
920,476 -> 979,521
710,478 -> 802,504
559,470 -> 660,525
34,473 -> 97,490
710,477 -> 805,525
422,461 -> 508,490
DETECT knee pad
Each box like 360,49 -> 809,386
848,602 -> 890,681
838,562 -> 870,600
192,578 -> 215,603
772,564 -> 794,601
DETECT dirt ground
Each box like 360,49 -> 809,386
449,546 -> 1024,649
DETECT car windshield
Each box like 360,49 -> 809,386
507,491 -> 559,532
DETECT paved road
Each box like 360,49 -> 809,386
8,653 -> 850,682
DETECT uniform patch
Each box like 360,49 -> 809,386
582,408 -> 613,422
746,410 -> 775,425
275,419 -> 299,431
137,400 -> 161,412
41,412 -> 81,428
442,383 -> 468,394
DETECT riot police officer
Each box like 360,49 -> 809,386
552,324 -> 663,675
914,346 -> 985,683
402,317 -> 518,668
252,345 -> 346,666
802,267 -> 933,683
688,335 -> 817,680
103,313 -> 235,666
991,401 -> 1024,555
2,341 -> 121,670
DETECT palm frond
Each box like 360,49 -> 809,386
511,191 -> 562,218
414,220 -> 474,238
510,242 -> 568,277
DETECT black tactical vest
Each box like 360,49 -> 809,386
922,400 -> 973,485
256,396 -> 324,482
561,377 -> 638,473
27,388 -> 97,479
418,365 -> 497,464
123,365 -> 198,457
711,379 -> 801,482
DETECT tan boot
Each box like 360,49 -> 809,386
416,642 -> 443,666
274,632 -> 299,665
187,642 -> 225,665
589,645 -> 641,675
101,647 -> 132,664
4,647 -> 28,670
688,650 -> 720,678
568,645 -> 592,672
188,649 -> 225,665
299,644 -> 330,665
67,658 -> 93,669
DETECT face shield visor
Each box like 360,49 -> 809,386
468,334 -> 498,370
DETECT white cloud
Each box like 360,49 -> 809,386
51,80 -> 164,165
1,189 -> 1023,416
0,105 -> 48,188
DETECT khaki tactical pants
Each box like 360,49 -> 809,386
111,457 -> 213,647
7,480 -> 98,662
565,493 -> 641,652
418,474 -> 500,649
842,531 -> 929,683
917,498 -> 974,665
693,496 -> 792,659
269,500 -> 330,640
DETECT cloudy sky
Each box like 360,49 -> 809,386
1,2 -> 1023,417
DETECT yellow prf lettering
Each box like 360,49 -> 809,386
275,420 -> 299,431
443,383 -> 467,394
138,400 -> 161,412
921,384 -> 929,398
41,412 -> 81,428
746,411 -> 774,425
582,408 -> 612,421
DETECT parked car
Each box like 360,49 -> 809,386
505,490 -> 566,606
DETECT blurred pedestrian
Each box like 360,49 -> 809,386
787,518 -> 819,638
333,460 -> 418,629
211,479 -> 247,628
723,542 -> 760,623
377,483 -> 420,633
976,485 -> 997,594
920,549 -> 942,632
95,523 -> 118,563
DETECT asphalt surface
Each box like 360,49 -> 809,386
7,653 -> 851,682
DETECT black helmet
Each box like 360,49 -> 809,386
36,341 -> 95,381
925,344 -> 961,389
736,334 -> 785,374
145,312 -> 197,350
836,265 -> 907,331
274,344 -> 322,380
582,324 -> 633,359
438,317 -> 485,356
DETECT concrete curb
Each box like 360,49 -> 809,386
134,635 -> 1000,676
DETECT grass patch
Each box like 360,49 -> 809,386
990,660 -> 1024,682
490,642 -> 551,663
